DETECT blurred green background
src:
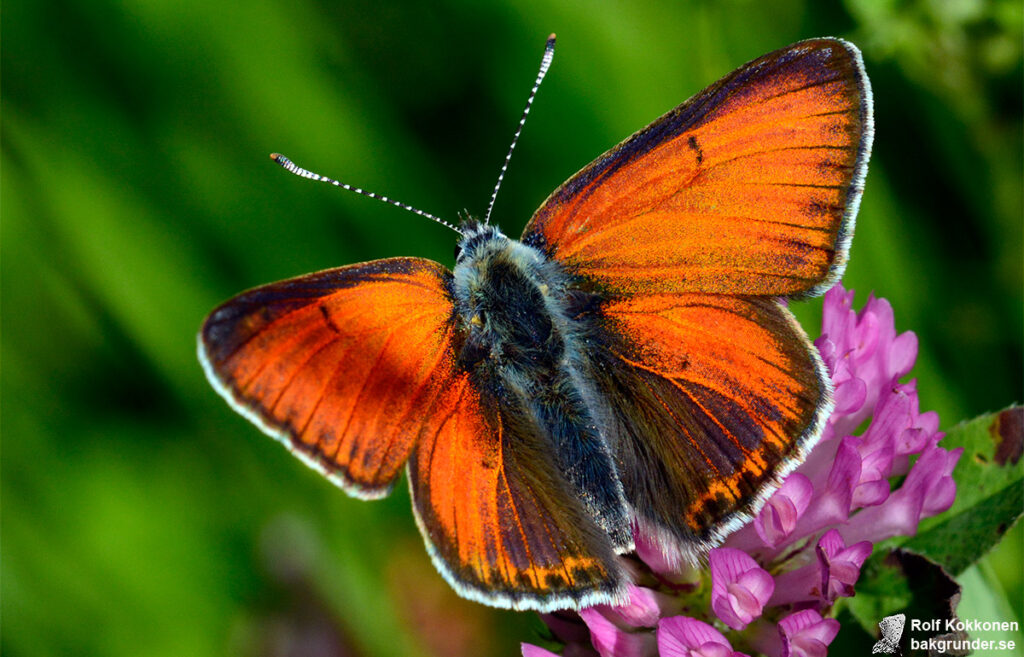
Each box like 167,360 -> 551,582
3,0 -> 1022,655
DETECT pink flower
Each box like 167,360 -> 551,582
816,529 -> 872,601
844,443 -> 962,543
793,438 -> 861,536
522,644 -> 563,657
580,607 -> 657,657
815,288 -> 918,440
849,438 -> 893,507
778,610 -> 840,657
770,530 -> 871,606
658,617 -> 749,657
862,380 -> 942,475
541,611 -> 594,645
634,527 -> 700,580
535,284 -> 961,657
752,473 -> 814,548
709,549 -> 774,630
599,584 -> 681,629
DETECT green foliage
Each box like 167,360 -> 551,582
906,407 -> 1024,574
3,1 -> 1021,656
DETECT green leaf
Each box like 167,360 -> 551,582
905,406 -> 1024,574
828,606 -> 878,657
958,564 -> 1024,649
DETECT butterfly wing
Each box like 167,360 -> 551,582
198,257 -> 459,498
522,38 -> 872,298
200,257 -> 625,609
407,371 -> 627,611
587,293 -> 829,556
519,39 -> 872,555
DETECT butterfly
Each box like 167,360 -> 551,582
199,36 -> 873,612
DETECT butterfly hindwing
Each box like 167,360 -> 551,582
588,294 -> 830,555
407,371 -> 628,611
523,38 -> 872,298
198,257 -> 459,499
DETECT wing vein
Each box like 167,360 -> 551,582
614,351 -> 723,477
367,324 -> 454,484
700,144 -> 855,174
269,335 -> 340,414
331,311 -> 435,462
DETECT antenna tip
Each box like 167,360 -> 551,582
547,33 -> 557,45
270,153 -> 293,169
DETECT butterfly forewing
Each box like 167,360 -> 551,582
523,38 -> 872,298
199,258 -> 458,498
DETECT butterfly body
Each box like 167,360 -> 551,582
200,38 -> 873,611
452,221 -> 632,549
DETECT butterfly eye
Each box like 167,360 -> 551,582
453,244 -> 463,262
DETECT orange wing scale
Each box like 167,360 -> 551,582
591,294 -> 828,548
408,372 -> 626,610
525,38 -> 871,298
199,258 -> 457,498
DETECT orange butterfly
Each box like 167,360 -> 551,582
199,36 -> 873,611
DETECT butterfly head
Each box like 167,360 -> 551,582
451,220 -> 560,358
453,220 -> 508,265
452,221 -> 511,333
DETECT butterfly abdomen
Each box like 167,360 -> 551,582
453,225 -> 631,550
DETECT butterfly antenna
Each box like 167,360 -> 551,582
483,33 -> 556,225
270,153 -> 463,235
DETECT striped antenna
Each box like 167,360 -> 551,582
484,33 -> 556,225
270,154 -> 463,235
